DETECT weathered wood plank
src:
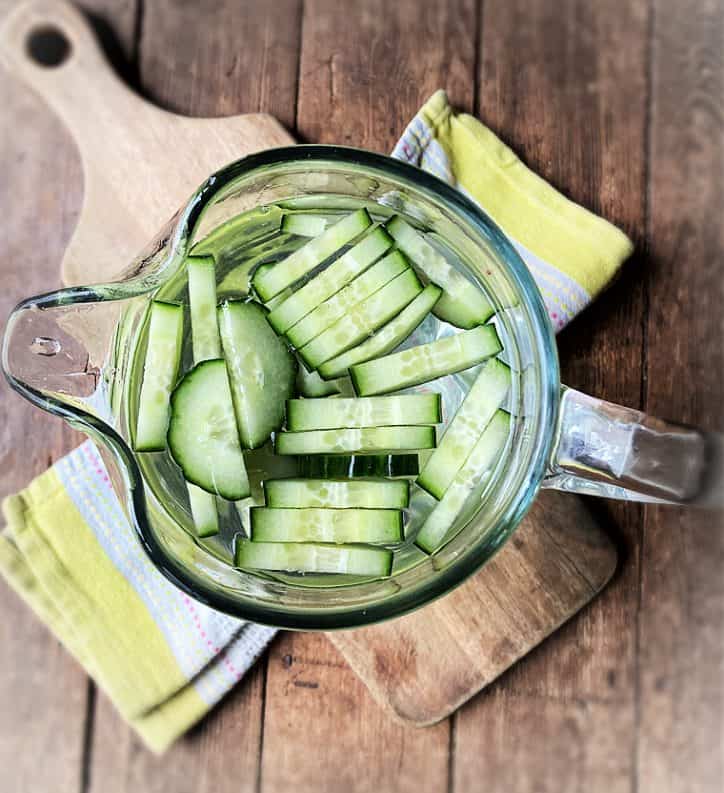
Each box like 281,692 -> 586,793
80,0 -> 300,787
0,2 -> 138,791
260,633 -> 450,793
138,0 -> 301,130
297,0 -> 476,149
87,662 -> 267,793
639,0 -> 724,791
453,0 -> 649,788
259,3 -> 479,788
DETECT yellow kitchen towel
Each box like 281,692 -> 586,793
0,89 -> 634,754
0,443 -> 274,753
392,90 -> 634,330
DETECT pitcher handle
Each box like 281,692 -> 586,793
543,386 -> 722,506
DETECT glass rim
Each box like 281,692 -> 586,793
2,145 -> 561,630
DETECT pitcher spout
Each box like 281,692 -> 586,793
2,287 -> 128,422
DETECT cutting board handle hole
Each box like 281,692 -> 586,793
26,27 -> 71,68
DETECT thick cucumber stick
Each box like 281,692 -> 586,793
187,256 -> 221,361
267,226 -> 393,333
318,283 -> 442,379
286,251 -> 409,348
250,507 -> 403,544
298,269 -> 423,369
286,394 -> 441,430
168,360 -> 251,500
264,478 -> 410,509
281,213 -> 333,237
253,209 -> 372,300
218,301 -> 296,449
416,411 -> 511,553
299,454 -> 420,478
276,426 -> 435,455
418,358 -> 511,498
350,325 -> 502,396
135,301 -> 184,452
187,483 -> 219,537
186,255 -> 223,534
235,541 -> 393,576
388,216 -> 493,328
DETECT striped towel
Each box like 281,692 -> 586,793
0,89 -> 633,753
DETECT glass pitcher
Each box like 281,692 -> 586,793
2,146 -> 718,629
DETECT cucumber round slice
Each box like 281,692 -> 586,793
286,394 -> 441,430
350,325 -> 502,396
134,301 -> 184,452
235,541 -> 393,576
250,507 -> 403,544
218,301 -> 296,449
275,426 -> 435,455
168,360 -> 250,500
318,283 -> 442,380
264,478 -> 410,509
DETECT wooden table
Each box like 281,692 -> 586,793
1,1 -> 722,791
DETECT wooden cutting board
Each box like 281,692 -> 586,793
1,0 -> 617,727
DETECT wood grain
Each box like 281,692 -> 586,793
0,0 -> 292,287
260,633 -> 450,793
81,1 -> 300,790
297,0 -> 476,149
87,663 -> 267,793
331,490 -> 616,725
0,2 -> 135,791
452,0 -> 650,787
639,1 -> 724,791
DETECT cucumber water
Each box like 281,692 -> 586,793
130,198 -> 518,584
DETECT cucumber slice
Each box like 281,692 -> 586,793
350,325 -> 502,396
298,269 -> 422,369
318,284 -> 442,379
187,255 -> 222,534
191,207 -> 283,259
135,301 -> 184,452
276,426 -> 435,455
281,213 -> 332,237
286,251 -> 408,348
187,483 -> 219,537
267,227 -> 393,333
387,216 -> 493,328
299,454 -> 419,478
253,209 -> 372,300
235,540 -> 393,576
264,478 -> 410,509
218,301 -> 296,449
265,287 -> 294,312
416,411 -> 510,553
418,358 -> 511,498
286,394 -> 441,430
250,507 -> 403,544
217,234 -> 297,298
187,256 -> 221,361
296,365 -> 351,397
167,360 -> 250,499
